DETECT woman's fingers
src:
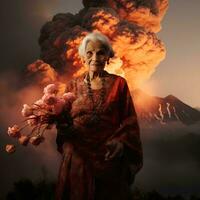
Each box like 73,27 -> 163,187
107,145 -> 120,159
104,141 -> 123,160
104,150 -> 111,160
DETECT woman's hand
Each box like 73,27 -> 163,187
104,139 -> 123,161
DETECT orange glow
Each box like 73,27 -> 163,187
140,79 -> 159,97
76,8 -> 166,90
27,60 -> 66,95
91,10 -> 119,37
104,57 -> 124,77
27,60 -> 58,84
133,89 -> 159,115
64,31 -> 88,77
27,2 -> 168,94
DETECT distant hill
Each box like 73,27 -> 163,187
132,89 -> 200,125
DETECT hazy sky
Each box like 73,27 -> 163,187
142,0 -> 200,108
0,0 -> 199,108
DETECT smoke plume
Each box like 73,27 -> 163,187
38,0 -> 168,90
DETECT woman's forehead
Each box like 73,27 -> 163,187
85,40 -> 106,51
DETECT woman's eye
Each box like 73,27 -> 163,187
86,51 -> 92,56
97,50 -> 106,56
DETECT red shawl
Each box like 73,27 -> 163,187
55,71 -> 143,200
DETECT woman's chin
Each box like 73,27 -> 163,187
89,66 -> 104,72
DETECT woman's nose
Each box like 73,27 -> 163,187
91,53 -> 98,61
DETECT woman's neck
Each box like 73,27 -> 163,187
89,70 -> 104,81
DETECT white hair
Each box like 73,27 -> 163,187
78,32 -> 115,58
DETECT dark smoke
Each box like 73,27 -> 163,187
38,0 -> 168,89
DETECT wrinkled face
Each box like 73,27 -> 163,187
82,40 -> 109,72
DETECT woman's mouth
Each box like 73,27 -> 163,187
90,62 -> 101,66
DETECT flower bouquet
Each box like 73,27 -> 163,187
5,84 -> 76,153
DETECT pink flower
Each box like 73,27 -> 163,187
5,144 -> 16,153
27,115 -> 39,126
45,105 -> 53,112
30,135 -> 45,146
7,125 -> 21,138
62,92 -> 76,111
42,94 -> 57,105
40,114 -> 53,123
43,84 -> 58,95
21,104 -> 33,117
33,99 -> 44,109
18,135 -> 29,146
53,98 -> 66,115
62,92 -> 76,103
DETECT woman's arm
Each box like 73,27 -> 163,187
118,78 -> 143,174
56,79 -> 76,154
106,78 -> 143,179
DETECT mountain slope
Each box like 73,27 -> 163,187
132,89 -> 200,125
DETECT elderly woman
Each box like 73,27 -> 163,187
55,32 -> 143,200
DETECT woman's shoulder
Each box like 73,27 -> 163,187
66,71 -> 127,88
105,71 -> 127,84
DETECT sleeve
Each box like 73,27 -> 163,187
112,78 -> 143,179
55,79 -> 76,154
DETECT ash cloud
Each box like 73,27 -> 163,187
106,0 -> 169,32
39,0 -> 168,90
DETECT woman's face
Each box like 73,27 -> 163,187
82,40 -> 109,73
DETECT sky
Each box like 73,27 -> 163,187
142,0 -> 200,108
0,0 -> 199,108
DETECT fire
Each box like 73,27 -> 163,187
87,9 -> 120,37
65,35 -> 85,69
64,33 -> 88,77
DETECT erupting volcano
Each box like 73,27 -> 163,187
27,0 -> 168,90
24,0 -> 200,126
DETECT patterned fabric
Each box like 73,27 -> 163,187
55,71 -> 143,200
